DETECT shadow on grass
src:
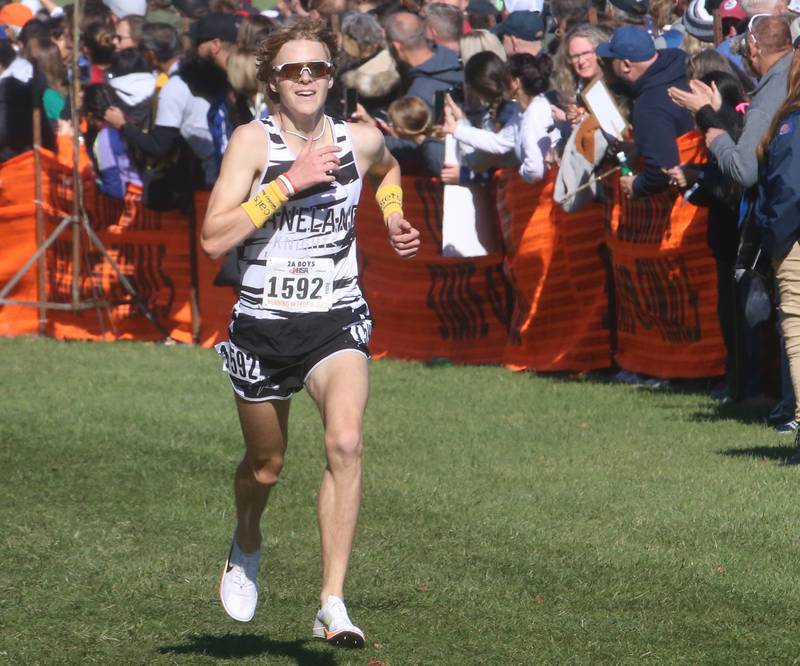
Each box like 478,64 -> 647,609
158,633 -> 339,664
686,396 -> 777,426
718,444 -> 795,461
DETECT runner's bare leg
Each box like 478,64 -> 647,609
306,351 -> 369,606
233,396 -> 291,553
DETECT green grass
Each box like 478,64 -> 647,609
1,336 -> 799,665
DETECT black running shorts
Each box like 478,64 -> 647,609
215,310 -> 371,402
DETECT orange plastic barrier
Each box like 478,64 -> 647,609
356,177 -> 510,364
497,170 -> 611,372
193,190 -> 237,347
0,151 -> 46,335
605,131 -> 725,378
0,149 -> 195,342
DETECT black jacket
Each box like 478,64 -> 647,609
630,49 -> 694,198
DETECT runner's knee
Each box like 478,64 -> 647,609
324,427 -> 362,465
242,454 -> 284,487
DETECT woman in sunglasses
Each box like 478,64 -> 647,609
200,17 -> 420,649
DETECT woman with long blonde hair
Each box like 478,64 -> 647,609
550,22 -> 611,114
753,49 -> 800,463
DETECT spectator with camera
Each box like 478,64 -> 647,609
442,52 -> 559,183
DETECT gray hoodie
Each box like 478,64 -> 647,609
709,50 -> 793,189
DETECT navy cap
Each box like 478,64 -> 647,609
596,25 -> 656,61
190,12 -> 238,44
492,11 -> 544,41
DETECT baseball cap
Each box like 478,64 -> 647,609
718,0 -> 747,20
596,25 -> 656,61
492,11 -> 544,41
607,0 -> 649,16
190,12 -> 238,44
0,3 -> 33,30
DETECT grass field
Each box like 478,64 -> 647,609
2,337 -> 800,665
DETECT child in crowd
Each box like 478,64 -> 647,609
387,95 -> 431,145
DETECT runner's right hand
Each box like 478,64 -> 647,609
285,135 -> 341,192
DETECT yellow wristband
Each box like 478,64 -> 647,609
240,180 -> 289,229
375,183 -> 403,225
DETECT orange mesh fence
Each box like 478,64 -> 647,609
356,177 -> 510,363
496,170 -> 611,372
604,130 -> 725,378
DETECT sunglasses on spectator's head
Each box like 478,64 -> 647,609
745,13 -> 770,46
272,60 -> 334,82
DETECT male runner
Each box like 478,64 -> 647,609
200,18 -> 421,648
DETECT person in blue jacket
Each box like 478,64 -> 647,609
753,49 -> 800,464
597,25 -> 694,199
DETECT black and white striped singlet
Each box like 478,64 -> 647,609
233,115 -> 369,327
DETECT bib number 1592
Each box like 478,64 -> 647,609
262,257 -> 334,312
265,275 -> 324,301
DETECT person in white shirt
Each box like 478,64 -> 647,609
442,52 -> 559,183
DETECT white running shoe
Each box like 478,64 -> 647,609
312,595 -> 365,648
219,535 -> 261,622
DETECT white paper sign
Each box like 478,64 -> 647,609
582,78 -> 628,141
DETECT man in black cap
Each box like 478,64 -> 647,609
191,11 -> 238,73
597,25 -> 693,198
493,10 -> 545,56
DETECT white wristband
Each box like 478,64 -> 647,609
277,174 -> 295,196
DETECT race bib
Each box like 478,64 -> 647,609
262,257 -> 334,312
216,340 -> 264,383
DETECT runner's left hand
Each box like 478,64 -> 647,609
386,213 -> 421,259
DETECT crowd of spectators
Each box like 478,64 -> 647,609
1,0 -> 800,444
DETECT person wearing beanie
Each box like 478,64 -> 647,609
681,0 -> 716,42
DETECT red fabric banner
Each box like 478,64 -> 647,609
357,177 -> 511,364
0,142 -> 723,380
604,131 -> 725,378
497,170 -> 611,372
